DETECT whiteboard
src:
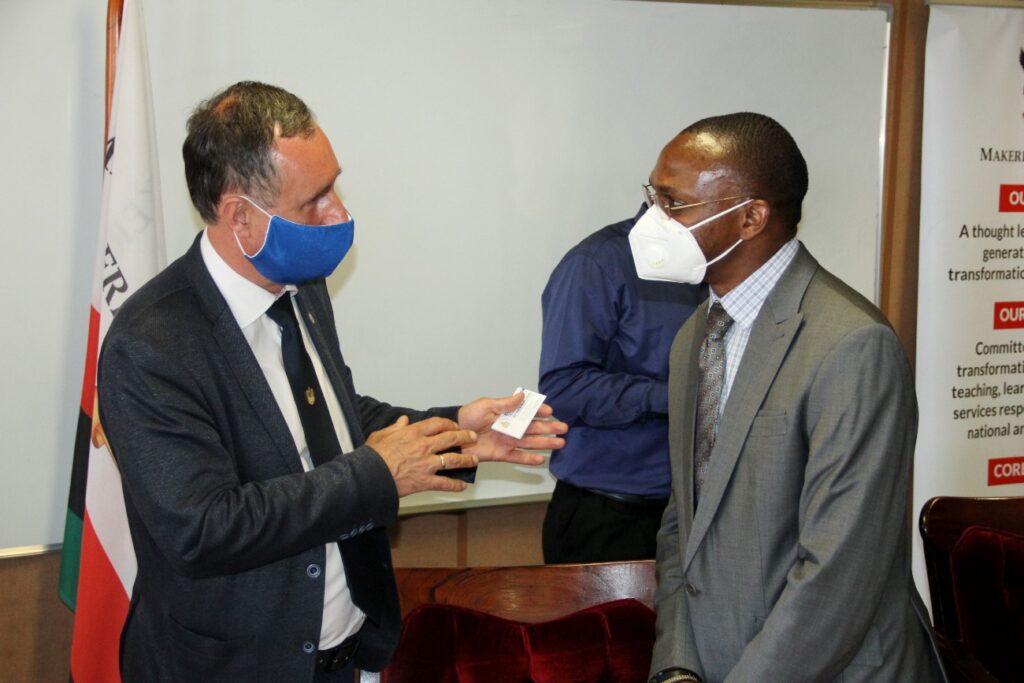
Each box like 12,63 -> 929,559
0,0 -> 888,546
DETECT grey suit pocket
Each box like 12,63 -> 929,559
749,410 -> 788,438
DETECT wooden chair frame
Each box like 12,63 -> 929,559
394,560 -> 656,621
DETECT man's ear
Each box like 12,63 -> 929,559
739,199 -> 770,240
217,194 -> 252,240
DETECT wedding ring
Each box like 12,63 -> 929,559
438,454 -> 447,470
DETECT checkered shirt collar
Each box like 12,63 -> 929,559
708,238 -> 799,328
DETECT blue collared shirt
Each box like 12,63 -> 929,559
539,207 -> 705,498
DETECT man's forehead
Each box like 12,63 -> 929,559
664,131 -> 731,165
652,135 -> 733,189
268,126 -> 342,202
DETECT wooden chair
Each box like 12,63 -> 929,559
359,560 -> 656,682
393,560 -> 656,621
919,496 -> 1024,683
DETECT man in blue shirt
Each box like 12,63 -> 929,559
539,206 -> 704,563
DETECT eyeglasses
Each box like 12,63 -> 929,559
642,184 -> 749,216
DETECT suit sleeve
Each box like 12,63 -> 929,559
650,490 -> 701,675
353,392 -> 458,436
539,250 -> 668,427
725,324 -> 917,681
98,331 -> 400,580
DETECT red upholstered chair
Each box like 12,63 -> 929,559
358,561 -> 656,683
919,496 -> 1024,683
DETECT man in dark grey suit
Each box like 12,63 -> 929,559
631,113 -> 945,682
97,81 -> 567,682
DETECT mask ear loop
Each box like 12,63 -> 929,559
686,199 -> 754,274
704,235 -> 744,269
234,195 -> 273,258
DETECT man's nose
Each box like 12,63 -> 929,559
325,191 -> 349,224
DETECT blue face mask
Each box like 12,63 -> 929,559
235,196 -> 354,284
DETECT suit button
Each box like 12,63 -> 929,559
302,640 -> 316,654
685,582 -> 698,596
306,563 -> 322,579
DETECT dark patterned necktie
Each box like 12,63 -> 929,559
694,303 -> 734,504
265,295 -> 341,467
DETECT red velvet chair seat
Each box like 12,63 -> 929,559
380,598 -> 655,683
950,526 -> 1024,683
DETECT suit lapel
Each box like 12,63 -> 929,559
184,237 -> 304,474
684,245 -> 818,569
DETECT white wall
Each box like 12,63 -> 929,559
1,1 -> 105,549
1,0 -> 887,547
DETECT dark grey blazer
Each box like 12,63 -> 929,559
98,235 -> 456,682
651,244 -> 946,682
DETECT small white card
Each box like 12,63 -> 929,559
491,388 -> 546,439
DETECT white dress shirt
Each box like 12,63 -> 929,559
200,230 -> 364,649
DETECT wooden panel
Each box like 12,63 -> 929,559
389,502 -> 547,568
880,0 -> 929,366
0,551 -> 73,683
464,501 -> 545,567
388,511 -> 462,568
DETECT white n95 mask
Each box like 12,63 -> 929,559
628,199 -> 752,284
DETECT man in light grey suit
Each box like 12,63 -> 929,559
632,113 -> 946,682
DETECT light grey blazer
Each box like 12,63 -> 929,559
651,244 -> 946,682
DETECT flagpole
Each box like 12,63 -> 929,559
105,0 -> 124,144
88,0 -> 124,455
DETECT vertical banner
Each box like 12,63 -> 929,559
915,6 -> 1024,602
58,0 -> 165,680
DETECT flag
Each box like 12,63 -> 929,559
58,0 -> 165,679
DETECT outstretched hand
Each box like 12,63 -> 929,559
457,393 -> 568,466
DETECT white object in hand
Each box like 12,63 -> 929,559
490,388 -> 546,439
